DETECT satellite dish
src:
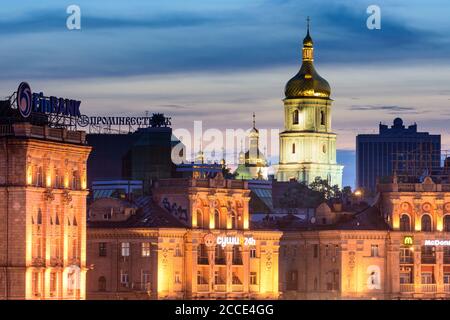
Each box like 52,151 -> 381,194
310,217 -> 316,224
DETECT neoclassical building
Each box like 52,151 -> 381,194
276,23 -> 343,187
0,122 -> 91,299
274,176 -> 450,299
87,174 -> 281,299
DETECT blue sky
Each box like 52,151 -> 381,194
1,0 -> 450,187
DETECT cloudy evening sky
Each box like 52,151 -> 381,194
1,0 -> 449,187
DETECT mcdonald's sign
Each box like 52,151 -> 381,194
403,236 -> 414,246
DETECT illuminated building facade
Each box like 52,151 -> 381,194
86,175 -> 281,299
0,122 -> 91,299
277,176 -> 450,299
276,23 -> 343,187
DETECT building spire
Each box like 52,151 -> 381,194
302,16 -> 314,61
252,112 -> 256,129
307,16 -> 310,35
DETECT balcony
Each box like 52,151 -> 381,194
421,255 -> 436,264
197,284 -> 209,292
399,283 -> 414,293
232,284 -> 244,292
197,257 -> 209,265
400,256 -> 414,264
444,284 -> 450,292
215,257 -> 226,265
214,284 -> 226,292
420,284 -> 437,293
232,258 -> 243,265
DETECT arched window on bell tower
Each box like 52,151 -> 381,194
293,110 -> 299,125
292,143 -> 296,154
320,110 -> 325,126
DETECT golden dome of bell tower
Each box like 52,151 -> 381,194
276,18 -> 343,187
284,17 -> 331,99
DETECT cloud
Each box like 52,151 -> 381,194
0,1 -> 449,80
0,9 -> 218,35
347,105 -> 429,114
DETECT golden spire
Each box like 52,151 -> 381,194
302,17 -> 314,61
252,112 -> 256,129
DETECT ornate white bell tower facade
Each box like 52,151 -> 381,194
276,20 -> 343,187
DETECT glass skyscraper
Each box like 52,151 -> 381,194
356,118 -> 441,194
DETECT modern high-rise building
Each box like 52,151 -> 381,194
276,22 -> 343,187
356,118 -> 441,194
87,126 -> 185,193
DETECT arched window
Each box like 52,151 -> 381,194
98,276 -> 106,291
444,215 -> 450,232
36,167 -> 43,187
292,143 -> 296,154
421,215 -> 432,232
54,168 -> 60,188
320,110 -> 325,126
37,209 -> 42,225
400,214 -> 410,231
72,171 -> 79,190
293,110 -> 299,125
231,211 -> 237,229
214,210 -> 220,229
196,210 -> 203,228
73,216 -> 78,226
55,214 -> 60,225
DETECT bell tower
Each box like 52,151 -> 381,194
276,19 -> 343,187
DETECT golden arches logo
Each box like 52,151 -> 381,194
403,236 -> 414,246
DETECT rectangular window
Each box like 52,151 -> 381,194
175,245 -> 182,257
99,242 -> 107,257
250,272 -> 257,285
50,272 -> 57,295
121,242 -> 130,257
141,242 -> 150,257
250,247 -> 257,258
120,271 -> 129,286
197,271 -> 207,285
444,273 -> 450,284
32,272 -> 40,296
175,272 -> 181,284
141,270 -> 151,291
371,244 -> 379,257
286,270 -> 298,290
313,244 -> 319,258
421,272 -> 433,284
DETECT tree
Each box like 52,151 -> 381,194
308,177 -> 343,200
279,182 -> 325,209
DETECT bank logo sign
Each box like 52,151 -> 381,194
17,82 -> 32,118
15,82 -> 81,118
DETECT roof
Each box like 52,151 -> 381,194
251,205 -> 391,231
88,196 -> 186,229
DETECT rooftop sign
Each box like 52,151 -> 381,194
16,82 -> 81,118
